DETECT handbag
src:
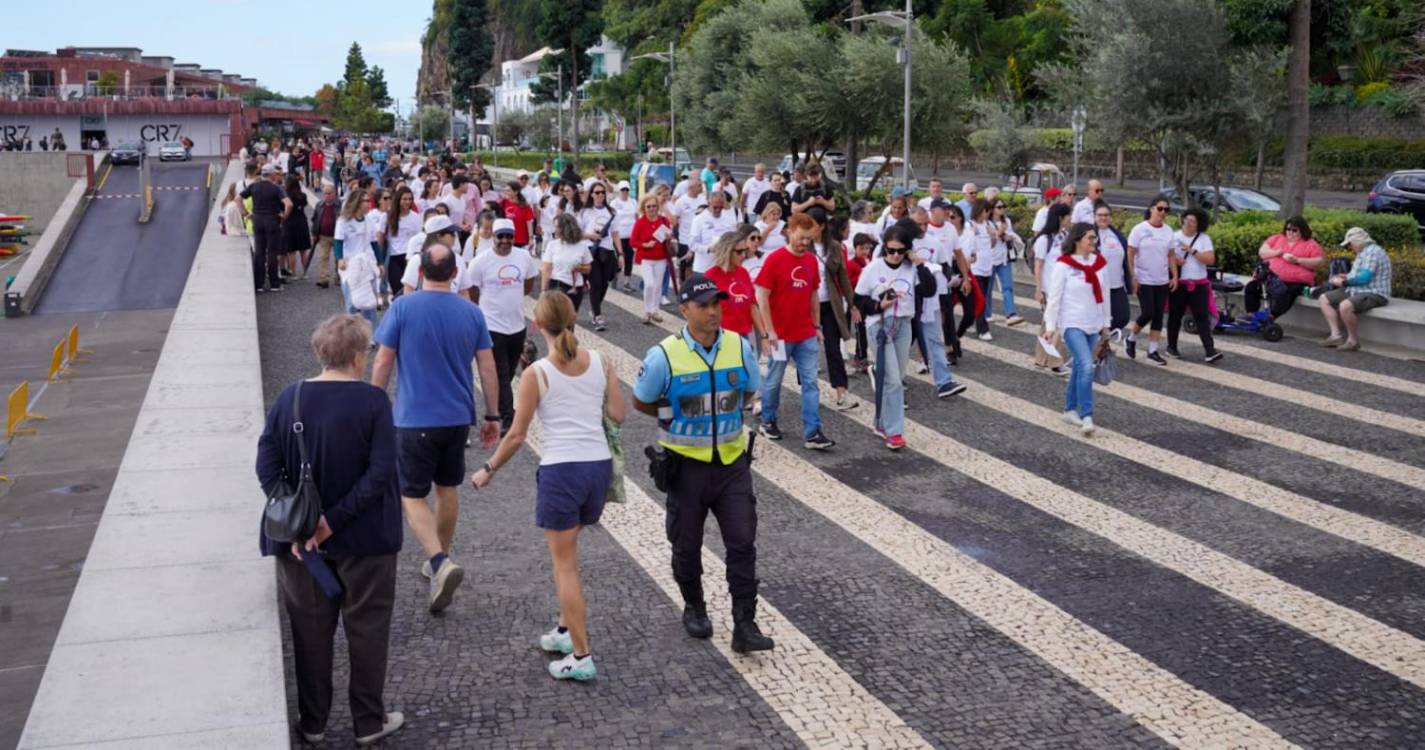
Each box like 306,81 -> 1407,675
1093,347 -> 1118,386
263,382 -> 323,544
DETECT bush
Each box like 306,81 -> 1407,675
469,150 -> 636,174
1308,135 -> 1425,171
1208,207 -> 1419,277
1323,249 -> 1425,301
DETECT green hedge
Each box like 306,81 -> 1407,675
467,150 -> 637,173
1304,135 -> 1425,171
1208,208 -> 1418,278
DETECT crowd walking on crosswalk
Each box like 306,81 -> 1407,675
252,135 -> 1398,745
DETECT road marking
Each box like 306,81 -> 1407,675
1008,292 -> 1425,410
95,164 -> 111,192
961,336 -> 1425,491
521,424 -> 931,749
598,291 -> 1425,695
570,306 -> 1291,748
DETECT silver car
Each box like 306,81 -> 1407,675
159,141 -> 190,161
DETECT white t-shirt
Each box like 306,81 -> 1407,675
854,257 -> 918,326
916,194 -> 946,211
850,220 -> 881,251
1033,232 -> 1064,263
400,241 -> 468,293
462,233 -> 493,261
544,239 -> 593,287
968,220 -> 1002,275
691,209 -> 737,273
365,209 -> 387,246
756,220 -> 785,254
742,251 -> 766,282
923,221 -> 960,268
467,248 -> 538,334
334,216 -> 373,261
914,237 -> 948,318
1043,256 -> 1111,334
388,211 -> 423,256
1127,221 -> 1175,285
672,194 -> 705,245
611,196 -> 638,240
579,206 -> 617,251
521,185 -> 543,209
1072,197 -> 1096,225
1032,204 -> 1051,233
1173,231 -> 1213,282
1097,228 -> 1127,289
742,176 -> 770,215
442,192 -> 467,229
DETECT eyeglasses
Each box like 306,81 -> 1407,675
1284,227 -> 1301,234
495,235 -> 513,242
733,247 -> 748,255
1095,212 -> 1111,219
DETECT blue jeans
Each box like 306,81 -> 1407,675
868,317 -> 912,437
1062,328 -> 1100,419
991,263 -> 1018,318
919,310 -> 957,388
761,336 -> 821,438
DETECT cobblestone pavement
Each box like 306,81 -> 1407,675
257,271 -> 1425,749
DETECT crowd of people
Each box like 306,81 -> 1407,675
253,136 -> 1394,744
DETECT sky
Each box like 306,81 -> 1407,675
7,0 -> 428,109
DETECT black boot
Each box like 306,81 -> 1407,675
730,598 -> 774,653
678,581 -> 712,639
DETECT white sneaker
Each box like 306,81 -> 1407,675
915,362 -> 929,374
1081,417 -> 1096,436
978,332 -> 993,342
539,626 -> 574,654
1061,410 -> 1082,428
355,712 -> 404,747
834,394 -> 859,411
548,653 -> 597,681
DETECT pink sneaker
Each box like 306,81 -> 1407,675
885,434 -> 906,451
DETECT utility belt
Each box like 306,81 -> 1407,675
645,431 -> 757,493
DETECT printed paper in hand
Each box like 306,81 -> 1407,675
771,341 -> 787,362
653,225 -> 670,243
1037,335 -> 1063,360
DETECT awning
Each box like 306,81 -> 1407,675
293,118 -> 318,127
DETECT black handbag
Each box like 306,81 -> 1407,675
263,382 -> 322,544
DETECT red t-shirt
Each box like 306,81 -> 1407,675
704,264 -> 757,336
501,200 -> 536,246
1264,234 -> 1322,285
631,216 -> 670,262
755,247 -> 820,342
845,242 -> 867,289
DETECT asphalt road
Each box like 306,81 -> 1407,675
257,271 -> 1425,747
34,160 -> 213,315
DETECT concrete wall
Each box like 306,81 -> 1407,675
0,152 -> 85,235
0,114 -> 234,157
1311,105 -> 1425,141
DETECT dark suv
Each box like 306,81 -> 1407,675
1367,170 -> 1425,237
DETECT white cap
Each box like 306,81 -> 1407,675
617,180 -> 631,191
423,215 -> 455,234
260,163 -> 277,175
1340,226 -> 1373,247
492,218 -> 516,236
517,169 -> 530,178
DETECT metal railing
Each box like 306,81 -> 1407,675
0,84 -> 239,101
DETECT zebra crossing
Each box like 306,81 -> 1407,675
256,278 -> 1425,747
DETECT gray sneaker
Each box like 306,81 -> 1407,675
429,560 -> 464,613
355,712 -> 405,747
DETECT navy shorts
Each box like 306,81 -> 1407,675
535,459 -> 613,531
396,425 -> 470,498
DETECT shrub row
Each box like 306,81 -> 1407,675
467,150 -> 637,174
1301,135 -> 1425,172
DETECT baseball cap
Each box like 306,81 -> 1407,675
517,169 -> 530,178
492,218 -> 516,237
423,215 -> 456,234
260,163 -> 277,176
1044,187 -> 1062,200
889,186 -> 911,200
678,273 -> 729,305
1340,226 -> 1373,247
928,197 -> 951,210
617,180 -> 631,191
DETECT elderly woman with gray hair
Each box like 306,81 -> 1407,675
256,314 -> 404,747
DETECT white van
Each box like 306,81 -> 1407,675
857,157 -> 918,192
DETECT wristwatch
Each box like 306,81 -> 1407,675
483,415 -> 500,423
482,461 -> 496,475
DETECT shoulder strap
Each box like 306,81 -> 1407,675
292,381 -> 310,469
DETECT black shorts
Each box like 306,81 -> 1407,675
396,425 -> 470,497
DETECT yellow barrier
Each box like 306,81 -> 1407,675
47,340 -> 67,382
67,324 -> 92,363
6,381 -> 44,439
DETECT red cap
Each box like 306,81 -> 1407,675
1044,187 -> 1062,199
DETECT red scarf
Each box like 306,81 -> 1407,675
1057,252 -> 1107,303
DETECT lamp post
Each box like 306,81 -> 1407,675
631,41 -> 676,174
476,82 -> 498,166
849,1 -> 913,188
538,64 -> 564,159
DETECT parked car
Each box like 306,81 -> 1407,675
158,141 -> 190,161
110,142 -> 145,165
651,147 -> 694,177
1162,185 -> 1281,213
1367,170 -> 1425,236
776,151 -> 845,183
856,156 -> 918,192
1001,162 -> 1066,207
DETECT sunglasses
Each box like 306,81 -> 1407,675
994,204 -> 1006,209
884,246 -> 908,255
591,190 -> 606,195
1284,226 -> 1301,233
1152,206 -> 1168,213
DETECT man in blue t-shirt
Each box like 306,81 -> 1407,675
373,243 -> 500,614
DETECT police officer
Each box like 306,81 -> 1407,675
632,273 -> 774,653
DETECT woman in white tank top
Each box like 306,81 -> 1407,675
469,291 -> 625,682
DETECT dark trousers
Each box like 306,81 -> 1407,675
549,280 -> 584,311
1244,279 -> 1306,318
666,454 -> 758,601
1134,283 -> 1170,332
819,301 -> 848,390
388,254 -> 408,299
589,246 -> 618,316
940,294 -> 962,358
489,329 -> 526,425
1168,283 -> 1216,352
621,243 -> 635,281
251,215 -> 282,290
1109,286 -> 1131,331
277,552 -> 397,738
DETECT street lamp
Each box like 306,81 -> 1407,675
631,42 -> 676,174
476,82 -> 498,166
538,64 -> 564,159
850,2 -> 913,189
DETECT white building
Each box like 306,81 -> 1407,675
483,36 -> 626,147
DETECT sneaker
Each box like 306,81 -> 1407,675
1337,339 -> 1360,352
1050,366 -> 1069,377
548,653 -> 597,681
916,362 -> 930,374
937,382 -> 967,398
593,315 -> 607,332
804,430 -> 835,451
1146,351 -> 1168,366
759,421 -> 783,440
1125,337 -> 1137,359
428,559 -> 464,613
1204,351 -> 1224,364
1319,335 -> 1345,348
1081,417 -> 1096,436
885,434 -> 906,451
834,394 -> 859,411
1006,314 -> 1026,326
355,712 -> 405,747
1061,410 -> 1082,428
299,729 -> 325,744
315,281 -> 330,289
539,626 -> 574,654
977,332 -> 993,342
1165,346 -> 1181,359
872,423 -> 887,440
